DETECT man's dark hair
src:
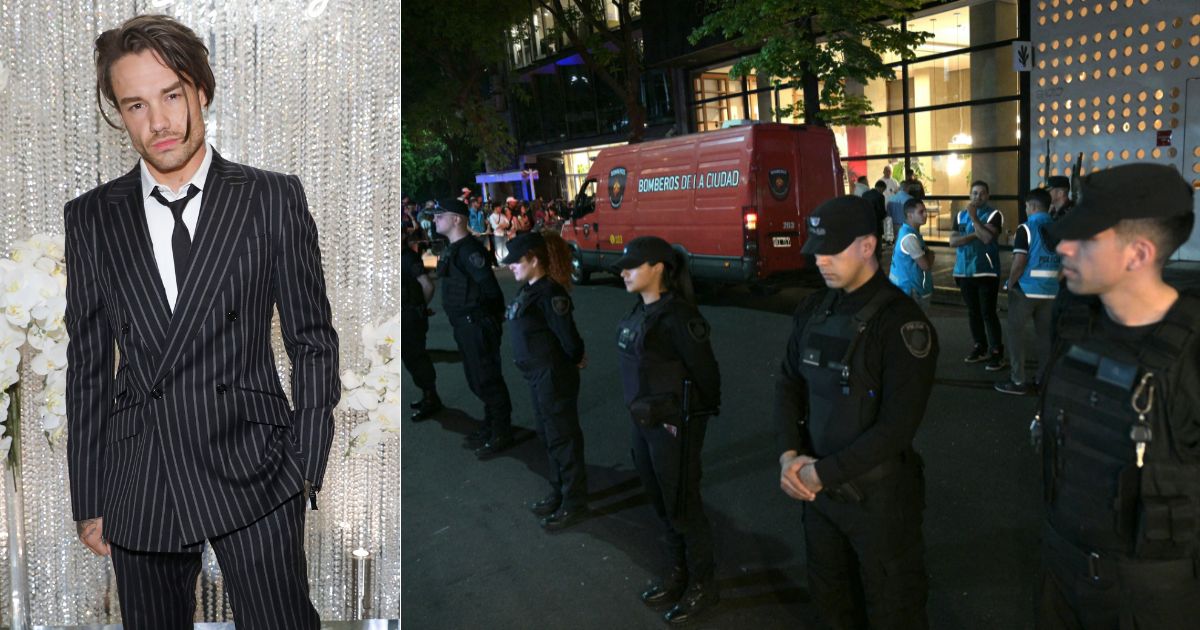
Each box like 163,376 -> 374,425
857,175 -> 868,184
1115,213 -> 1196,266
94,15 -> 215,134
874,180 -> 887,191
903,197 -> 924,215
902,179 -> 924,199
970,180 -> 990,193
1026,188 -> 1051,211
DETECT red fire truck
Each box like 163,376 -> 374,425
563,122 -> 843,284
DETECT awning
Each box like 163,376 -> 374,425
474,169 -> 539,203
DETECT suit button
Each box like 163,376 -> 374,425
226,310 -> 238,322
151,388 -> 163,400
216,384 -> 227,395
120,323 -> 130,334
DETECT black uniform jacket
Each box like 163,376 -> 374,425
775,272 -> 938,487
509,277 -> 585,369
439,235 -> 504,320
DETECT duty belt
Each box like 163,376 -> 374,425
448,311 -> 495,327
824,454 -> 911,504
1042,520 -> 1198,582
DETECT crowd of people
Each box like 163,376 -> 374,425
401,189 -> 568,263
402,164 -> 1199,629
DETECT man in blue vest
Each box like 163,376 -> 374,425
950,180 -> 1006,370
889,198 -> 935,312
1034,163 -> 1199,628
995,189 -> 1060,395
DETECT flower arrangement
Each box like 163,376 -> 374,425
339,314 -> 404,453
0,233 -> 69,463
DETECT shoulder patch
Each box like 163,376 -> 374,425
551,295 -> 571,315
469,252 -> 486,269
900,321 -> 932,358
687,318 -> 711,342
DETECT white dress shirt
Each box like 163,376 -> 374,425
140,143 -> 214,311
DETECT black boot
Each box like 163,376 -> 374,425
663,579 -> 719,624
462,427 -> 490,449
409,392 -> 443,422
540,505 -> 590,531
474,433 -> 513,460
641,566 -> 688,607
529,493 -> 562,517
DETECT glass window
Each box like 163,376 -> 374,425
535,73 -> 567,141
563,67 -> 597,136
643,70 -> 674,124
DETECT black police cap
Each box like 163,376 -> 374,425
613,236 -> 676,270
431,198 -> 470,218
1046,176 -> 1071,190
501,231 -> 545,265
800,195 -> 878,255
1047,163 -> 1194,242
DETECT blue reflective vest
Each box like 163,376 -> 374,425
1017,213 -> 1061,298
952,206 -> 1002,277
889,222 -> 933,299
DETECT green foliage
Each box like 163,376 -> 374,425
691,0 -> 929,127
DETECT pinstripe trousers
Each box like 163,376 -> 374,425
110,492 -> 318,629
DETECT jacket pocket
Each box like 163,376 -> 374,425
105,393 -> 143,444
236,386 -> 293,427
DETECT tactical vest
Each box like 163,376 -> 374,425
1017,213 -> 1061,299
796,289 -> 898,457
616,299 -> 688,422
952,207 -> 1001,277
1040,293 -> 1200,558
889,222 -> 933,299
506,283 -> 567,371
438,243 -> 482,318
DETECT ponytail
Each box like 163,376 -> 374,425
662,250 -> 696,305
531,229 -> 575,291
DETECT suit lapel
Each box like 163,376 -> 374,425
104,166 -> 172,388
151,151 -> 254,386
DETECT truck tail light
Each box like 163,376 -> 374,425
744,211 -> 758,231
743,206 -> 759,256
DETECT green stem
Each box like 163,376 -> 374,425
5,382 -> 20,480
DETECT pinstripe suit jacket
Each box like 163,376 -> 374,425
64,151 -> 341,552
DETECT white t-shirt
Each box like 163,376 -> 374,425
883,177 -> 901,197
488,213 -> 508,235
899,232 -> 925,259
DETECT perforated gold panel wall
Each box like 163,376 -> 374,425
1031,0 -> 1200,259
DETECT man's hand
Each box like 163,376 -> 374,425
799,463 -> 824,495
779,451 -> 819,501
577,353 -> 589,369
76,517 -> 110,557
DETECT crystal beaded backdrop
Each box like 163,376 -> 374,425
0,0 -> 400,623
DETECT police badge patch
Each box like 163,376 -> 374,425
900,321 -> 932,358
608,167 -> 627,209
551,296 -> 571,315
469,252 -> 486,268
687,318 -> 711,342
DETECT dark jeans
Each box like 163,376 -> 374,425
401,308 -> 437,393
451,316 -> 512,436
524,365 -> 588,509
631,416 -> 714,583
803,461 -> 928,630
956,276 -> 1003,353
1005,287 -> 1055,385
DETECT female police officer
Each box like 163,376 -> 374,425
502,231 -> 590,531
614,236 -> 721,625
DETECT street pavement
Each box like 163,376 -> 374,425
399,264 -> 1067,630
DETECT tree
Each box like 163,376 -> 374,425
691,0 -> 929,127
401,0 -> 528,193
538,0 -> 647,142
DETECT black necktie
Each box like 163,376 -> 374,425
150,184 -> 200,291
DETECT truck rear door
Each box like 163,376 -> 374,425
754,127 -> 805,276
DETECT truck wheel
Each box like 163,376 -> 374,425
571,254 -> 591,285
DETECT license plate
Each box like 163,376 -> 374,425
772,236 -> 792,248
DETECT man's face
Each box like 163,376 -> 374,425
1050,187 -> 1068,205
908,203 -> 927,227
1056,228 -> 1129,295
883,165 -> 892,177
110,50 -> 208,182
815,236 -> 874,291
970,185 -> 989,205
433,212 -> 459,233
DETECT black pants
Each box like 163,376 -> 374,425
803,465 -> 928,630
452,316 -> 512,436
631,416 -> 714,583
1036,526 -> 1200,630
525,364 -> 588,508
957,276 -> 1003,353
402,308 -> 437,393
110,493 -> 317,630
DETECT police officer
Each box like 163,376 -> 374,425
403,233 -> 442,420
614,237 -> 721,625
1046,175 -> 1073,221
1033,163 -> 1199,628
431,199 -> 514,459
502,231 -> 590,530
776,196 -> 938,629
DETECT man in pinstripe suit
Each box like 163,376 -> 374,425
64,15 -> 339,628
